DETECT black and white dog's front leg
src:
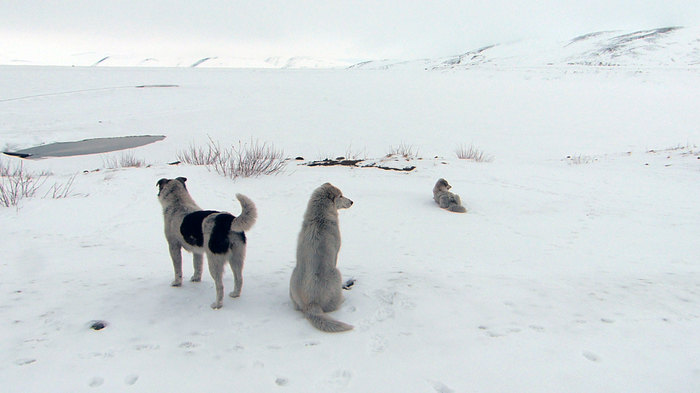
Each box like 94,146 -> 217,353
168,242 -> 184,287
191,252 -> 203,282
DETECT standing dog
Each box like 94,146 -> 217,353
290,183 -> 354,332
433,178 -> 467,213
157,177 -> 257,309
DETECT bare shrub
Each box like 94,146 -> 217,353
177,137 -> 222,165
179,138 -> 286,179
0,158 -> 20,177
104,151 -> 146,168
212,140 -> 287,179
456,144 -> 493,162
0,160 -> 49,207
317,146 -> 368,161
44,174 -> 77,199
387,143 -> 418,159
344,145 -> 368,161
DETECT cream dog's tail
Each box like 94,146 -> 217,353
439,193 -> 467,213
447,204 -> 467,213
231,194 -> 257,232
304,305 -> 353,333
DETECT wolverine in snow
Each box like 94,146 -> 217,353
157,177 -> 257,309
290,183 -> 354,332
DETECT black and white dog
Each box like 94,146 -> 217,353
157,177 -> 257,309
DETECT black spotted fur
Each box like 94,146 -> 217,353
180,210 -> 218,247
208,213 -> 235,254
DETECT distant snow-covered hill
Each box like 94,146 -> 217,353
351,26 -> 700,70
1,26 -> 698,69
0,53 -> 355,69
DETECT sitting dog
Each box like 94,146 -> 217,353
157,177 -> 257,309
290,183 -> 354,332
433,178 -> 467,213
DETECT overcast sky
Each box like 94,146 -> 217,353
2,1 -> 699,61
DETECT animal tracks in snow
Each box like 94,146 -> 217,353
429,380 -> 455,393
133,343 -> 160,351
369,334 -> 388,353
86,375 -> 140,388
478,323 -> 547,338
88,377 -> 104,387
124,374 -> 140,385
375,289 -> 416,315
178,341 -> 198,349
359,288 -> 416,332
354,284 -> 419,355
14,358 -> 36,366
478,324 -> 523,337
582,351 -> 602,362
326,369 -> 353,389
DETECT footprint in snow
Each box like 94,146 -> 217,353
429,380 -> 454,393
89,377 -> 104,387
133,344 -> 160,351
366,289 -> 416,325
583,351 -> 601,362
479,325 -> 522,337
369,334 -> 387,353
327,370 -> 352,388
15,358 -> 36,366
124,374 -> 139,385
179,341 -> 198,349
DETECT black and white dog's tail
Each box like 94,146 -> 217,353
231,194 -> 257,232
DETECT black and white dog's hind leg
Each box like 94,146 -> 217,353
227,244 -> 246,299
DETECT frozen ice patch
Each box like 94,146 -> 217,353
4,135 -> 165,159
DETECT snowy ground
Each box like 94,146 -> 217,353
1,65 -> 699,392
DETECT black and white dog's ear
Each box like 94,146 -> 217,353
157,178 -> 168,189
176,177 -> 187,184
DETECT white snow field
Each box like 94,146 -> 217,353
1,64 -> 699,393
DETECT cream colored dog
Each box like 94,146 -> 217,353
433,178 -> 467,213
290,183 -> 354,332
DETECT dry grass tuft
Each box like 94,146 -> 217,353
387,143 -> 419,159
103,151 -> 147,169
456,144 -> 493,162
179,138 -> 287,179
